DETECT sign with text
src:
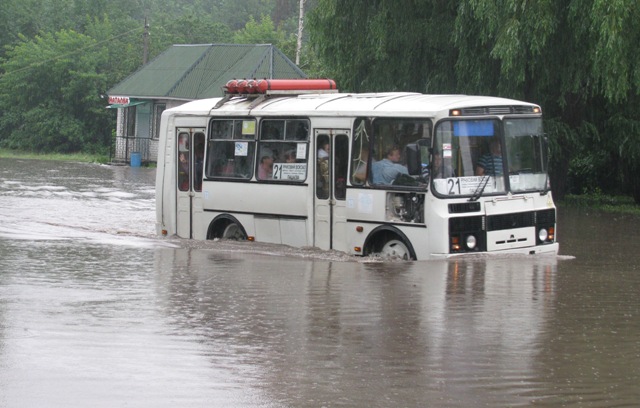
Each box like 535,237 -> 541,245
273,163 -> 307,181
108,96 -> 130,105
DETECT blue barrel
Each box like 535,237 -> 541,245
130,152 -> 142,167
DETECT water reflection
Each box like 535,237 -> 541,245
150,248 -> 563,407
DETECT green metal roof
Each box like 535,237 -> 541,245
107,44 -> 306,100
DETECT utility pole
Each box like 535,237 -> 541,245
142,18 -> 150,65
296,0 -> 304,66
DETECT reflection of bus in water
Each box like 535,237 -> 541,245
156,79 -> 558,260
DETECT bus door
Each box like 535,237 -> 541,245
176,128 -> 205,239
314,130 -> 350,252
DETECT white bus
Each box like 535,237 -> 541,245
156,79 -> 558,260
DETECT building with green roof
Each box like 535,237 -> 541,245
107,43 -> 306,164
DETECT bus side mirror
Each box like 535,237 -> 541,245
405,143 -> 421,176
405,138 -> 430,176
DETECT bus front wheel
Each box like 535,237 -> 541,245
380,239 -> 412,260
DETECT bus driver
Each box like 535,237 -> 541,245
475,139 -> 503,176
371,146 -> 409,185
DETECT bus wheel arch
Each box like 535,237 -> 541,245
207,215 -> 247,240
363,226 -> 416,261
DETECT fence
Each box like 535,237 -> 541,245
110,135 -> 153,165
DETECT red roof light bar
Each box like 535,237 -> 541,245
224,79 -> 338,95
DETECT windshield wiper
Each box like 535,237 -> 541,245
541,171 -> 550,195
469,175 -> 491,201
540,134 -> 550,196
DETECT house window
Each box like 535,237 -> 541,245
124,106 -> 136,138
152,104 -> 166,140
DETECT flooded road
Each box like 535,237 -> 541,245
0,158 -> 638,407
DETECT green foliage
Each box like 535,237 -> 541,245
83,16 -> 144,85
150,13 -> 233,55
0,29 -> 113,153
234,15 -> 290,47
454,0 -> 558,98
564,121 -> 614,196
0,0 -> 309,156
309,0 -> 640,204
561,192 -> 640,216
605,114 -> 640,203
588,0 -> 640,103
308,0 -> 458,93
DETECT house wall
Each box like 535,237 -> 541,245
113,99 -> 188,164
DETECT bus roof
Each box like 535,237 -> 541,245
165,92 -> 540,118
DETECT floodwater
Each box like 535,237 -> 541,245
0,158 -> 638,408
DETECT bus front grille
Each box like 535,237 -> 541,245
487,211 -> 535,231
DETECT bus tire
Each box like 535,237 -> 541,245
222,222 -> 246,240
208,216 -> 247,240
365,227 -> 416,260
380,239 -> 412,260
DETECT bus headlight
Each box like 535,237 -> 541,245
449,215 -> 485,253
538,228 -> 548,242
466,234 -> 477,250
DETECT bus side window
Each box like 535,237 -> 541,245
193,132 -> 205,191
258,119 -> 309,182
262,121 -> 284,140
177,132 -> 190,191
286,120 -> 309,141
206,119 -> 255,179
369,118 -> 432,186
351,118 -> 372,186
335,135 -> 349,199
316,134 -> 330,198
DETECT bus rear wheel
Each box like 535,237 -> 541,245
222,222 -> 246,240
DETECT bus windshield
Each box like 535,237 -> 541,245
431,117 -> 547,197
504,118 -> 547,193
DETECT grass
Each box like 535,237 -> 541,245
559,193 -> 640,216
0,148 -> 111,164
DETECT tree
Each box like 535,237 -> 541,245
458,0 -> 640,201
150,13 -> 233,55
233,15 -> 296,59
307,0 -> 640,202
0,29 -> 112,153
307,0 -> 458,93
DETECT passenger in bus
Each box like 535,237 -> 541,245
178,134 -> 189,151
318,140 -> 330,159
371,146 -> 409,185
315,153 -> 329,197
475,139 -> 503,176
178,152 -> 189,190
284,150 -> 297,163
258,149 -> 274,179
431,151 -> 455,179
316,138 -> 331,195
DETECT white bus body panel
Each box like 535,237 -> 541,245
155,92 -> 558,259
202,181 -> 311,245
